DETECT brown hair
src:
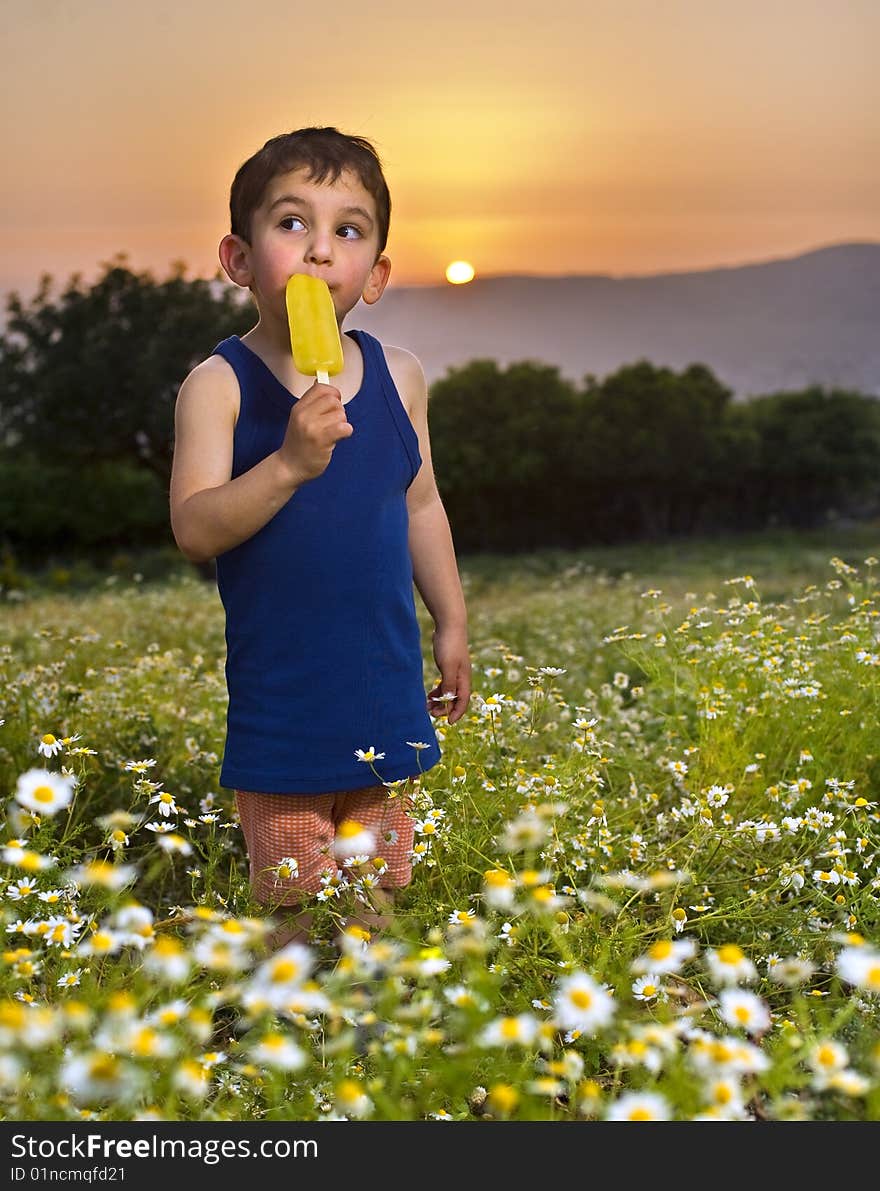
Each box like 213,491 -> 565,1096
229,126 -> 391,255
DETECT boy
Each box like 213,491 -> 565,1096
169,127 -> 471,948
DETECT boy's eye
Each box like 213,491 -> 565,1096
279,216 -> 305,231
337,225 -> 362,240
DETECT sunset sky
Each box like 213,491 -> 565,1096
2,0 -> 878,300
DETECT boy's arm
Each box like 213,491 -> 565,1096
389,347 -> 471,726
169,356 -> 351,563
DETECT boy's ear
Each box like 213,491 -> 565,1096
218,234 -> 253,288
361,254 -> 391,305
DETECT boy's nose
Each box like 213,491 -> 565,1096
306,228 -> 334,265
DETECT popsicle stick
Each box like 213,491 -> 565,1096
317,370 -> 329,384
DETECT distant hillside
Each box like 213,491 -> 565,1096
348,241 -> 880,399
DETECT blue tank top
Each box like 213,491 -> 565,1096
210,328 -> 442,794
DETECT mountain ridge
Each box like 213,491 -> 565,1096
348,240 -> 880,399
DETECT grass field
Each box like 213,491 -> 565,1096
2,523 -> 880,1121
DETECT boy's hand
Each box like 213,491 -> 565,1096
428,626 -> 471,725
279,381 -> 353,485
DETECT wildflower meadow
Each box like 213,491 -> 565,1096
2,529 -> 880,1123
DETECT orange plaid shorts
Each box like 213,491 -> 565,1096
235,783 -> 416,906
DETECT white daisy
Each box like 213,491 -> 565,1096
553,971 -> 616,1034
837,945 -> 880,993
142,937 -> 192,983
808,1039 -> 848,1086
705,944 -> 757,986
15,769 -> 76,817
60,1051 -> 144,1105
334,1079 -> 373,1118
605,1091 -> 671,1121
37,734 -> 64,758
478,1013 -> 540,1048
331,819 -> 376,858
354,746 -> 385,763
249,1032 -> 307,1071
149,791 -> 179,817
717,988 -> 771,1036
631,937 -> 697,975
156,834 -> 193,855
632,973 -> 666,1002
64,861 -> 137,890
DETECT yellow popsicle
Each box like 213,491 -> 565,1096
285,273 -> 344,383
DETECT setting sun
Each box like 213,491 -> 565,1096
445,260 -> 476,285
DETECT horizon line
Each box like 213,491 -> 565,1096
3,238 -> 878,300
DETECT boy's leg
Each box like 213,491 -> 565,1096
333,784 -> 415,938
235,790 -> 336,952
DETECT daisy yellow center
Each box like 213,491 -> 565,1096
159,793 -> 173,804
500,1018 -> 521,1040
570,989 -> 593,1010
867,966 -> 880,990
648,941 -> 673,960
0,1003 -> 26,1027
628,1107 -> 653,1120
41,735 -> 57,746
86,862 -> 114,879
489,1084 -> 519,1112
336,1080 -> 362,1101
33,786 -> 56,804
262,1033 -> 284,1050
90,1055 -> 120,1079
155,938 -> 183,956
714,1084 -> 733,1104
485,870 -> 511,887
20,854 -> 43,872
734,1005 -> 750,1023
718,944 -> 744,964
816,1045 -> 837,1067
133,1029 -> 158,1056
271,960 -> 300,983
642,984 -> 657,998
338,820 -> 365,839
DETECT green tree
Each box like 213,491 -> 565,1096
428,358 -> 580,550
739,385 -> 880,528
0,256 -> 252,485
582,360 -> 735,540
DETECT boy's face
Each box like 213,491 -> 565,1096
221,166 -> 390,327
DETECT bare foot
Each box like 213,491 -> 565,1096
338,888 -> 396,941
263,907 -> 314,952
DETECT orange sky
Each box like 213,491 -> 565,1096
2,0 -> 878,300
